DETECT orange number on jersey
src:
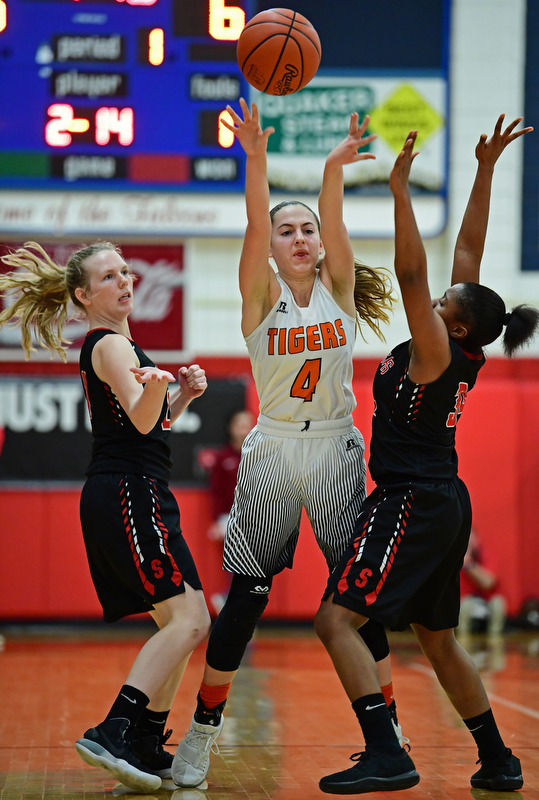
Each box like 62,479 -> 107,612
290,358 -> 321,403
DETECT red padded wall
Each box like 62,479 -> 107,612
1,357 -> 538,621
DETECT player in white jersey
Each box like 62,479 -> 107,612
226,270 -> 362,578
172,101 -> 397,789
246,271 -> 357,423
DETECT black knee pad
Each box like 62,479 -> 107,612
206,574 -> 273,672
359,619 -> 390,662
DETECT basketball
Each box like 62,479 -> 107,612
237,8 -> 321,96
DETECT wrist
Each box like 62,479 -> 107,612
246,150 -> 267,163
323,157 -> 343,174
391,184 -> 411,200
477,162 -> 495,175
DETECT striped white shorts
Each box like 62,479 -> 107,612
223,414 -> 367,578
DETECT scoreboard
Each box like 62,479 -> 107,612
0,0 -> 251,190
0,0 -> 450,200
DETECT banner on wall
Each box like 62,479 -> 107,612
0,375 -> 247,483
256,76 -> 447,195
0,242 -> 185,355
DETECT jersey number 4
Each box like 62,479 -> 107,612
290,358 -> 321,402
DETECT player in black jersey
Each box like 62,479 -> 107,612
0,242 -> 210,793
314,115 -> 539,795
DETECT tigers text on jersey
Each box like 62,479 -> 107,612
245,273 -> 357,423
80,328 -> 172,482
369,339 -> 485,484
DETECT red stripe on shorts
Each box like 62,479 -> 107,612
149,479 -> 183,587
337,500 -> 381,595
120,477 -> 156,596
364,492 -> 413,606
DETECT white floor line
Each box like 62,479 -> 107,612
409,661 -> 539,720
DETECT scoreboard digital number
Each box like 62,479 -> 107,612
0,0 -> 450,195
0,0 -> 250,190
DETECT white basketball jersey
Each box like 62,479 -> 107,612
245,273 -> 357,423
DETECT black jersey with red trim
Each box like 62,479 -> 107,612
80,328 -> 172,482
369,339 -> 485,484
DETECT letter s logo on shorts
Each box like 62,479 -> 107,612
379,356 -> 394,375
355,568 -> 372,588
151,559 -> 164,579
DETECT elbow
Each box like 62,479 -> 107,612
395,269 -> 424,287
135,424 -> 153,435
131,418 -> 155,435
246,219 -> 271,239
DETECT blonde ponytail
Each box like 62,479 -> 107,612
0,240 -> 119,360
354,260 -> 397,341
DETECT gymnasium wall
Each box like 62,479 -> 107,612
1,0 -> 539,623
1,355 -> 538,622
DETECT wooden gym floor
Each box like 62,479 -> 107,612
1,624 -> 538,800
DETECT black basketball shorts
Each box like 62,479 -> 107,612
80,473 -> 202,623
325,477 -> 472,631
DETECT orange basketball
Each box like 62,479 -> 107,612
237,8 -> 321,96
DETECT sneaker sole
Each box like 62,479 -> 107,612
154,766 -> 172,779
471,775 -> 523,791
112,778 -> 208,795
75,739 -> 161,793
320,769 -> 420,794
171,766 -> 209,789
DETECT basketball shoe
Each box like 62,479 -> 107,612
319,749 -> 420,795
75,718 -> 162,793
129,727 -> 174,779
172,704 -> 224,788
470,749 -> 523,791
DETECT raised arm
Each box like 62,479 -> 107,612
221,98 -> 277,336
318,113 -> 376,309
451,114 -> 533,285
389,132 -> 452,383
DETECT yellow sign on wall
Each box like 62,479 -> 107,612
368,84 -> 445,152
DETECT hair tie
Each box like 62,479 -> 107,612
503,312 -> 512,326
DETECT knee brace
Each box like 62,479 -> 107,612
359,619 -> 390,662
206,574 -> 273,672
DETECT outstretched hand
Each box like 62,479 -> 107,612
221,97 -> 274,157
475,114 -> 533,167
178,364 -> 207,399
326,112 -> 377,167
130,366 -> 176,384
389,131 -> 419,194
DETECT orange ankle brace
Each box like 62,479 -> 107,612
381,682 -> 394,706
199,680 -> 232,709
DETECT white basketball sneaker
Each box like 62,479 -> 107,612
172,714 -> 224,788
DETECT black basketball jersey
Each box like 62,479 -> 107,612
80,328 -> 172,482
369,339 -> 485,484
